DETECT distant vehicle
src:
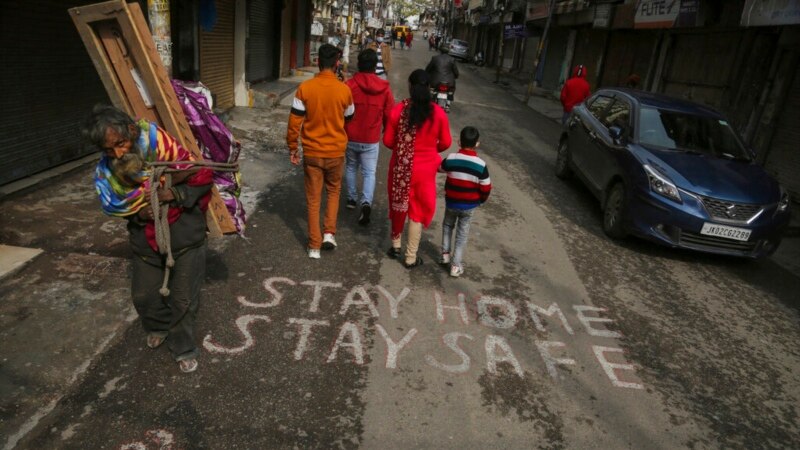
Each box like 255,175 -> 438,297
556,88 -> 790,258
393,25 -> 410,37
411,23 -> 419,31
438,37 -> 451,53
448,39 -> 469,60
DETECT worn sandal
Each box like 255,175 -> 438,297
403,257 -> 424,269
178,358 -> 198,373
146,334 -> 166,349
387,247 -> 402,259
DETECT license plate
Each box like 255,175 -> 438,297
700,223 -> 751,241
437,93 -> 448,99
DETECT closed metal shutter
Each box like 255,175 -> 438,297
246,0 -> 278,82
295,0 -> 308,66
765,69 -> 800,199
0,0 -> 109,186
600,30 -> 657,88
570,28 -> 607,90
200,0 -> 235,109
661,31 -> 742,111
541,28 -> 569,90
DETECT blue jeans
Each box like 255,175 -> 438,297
345,141 -> 379,206
441,207 -> 474,268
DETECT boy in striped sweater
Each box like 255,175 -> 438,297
439,126 -> 492,277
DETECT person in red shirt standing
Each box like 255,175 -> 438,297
344,49 -> 395,226
560,64 -> 591,125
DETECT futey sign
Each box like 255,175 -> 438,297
634,0 -> 699,28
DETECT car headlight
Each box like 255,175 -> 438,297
643,164 -> 682,203
778,187 -> 790,213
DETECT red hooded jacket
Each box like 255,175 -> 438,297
345,72 -> 395,144
560,65 -> 591,113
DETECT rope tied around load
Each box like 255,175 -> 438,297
147,160 -> 240,296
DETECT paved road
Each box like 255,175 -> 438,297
14,40 -> 800,449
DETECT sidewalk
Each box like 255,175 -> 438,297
0,102 -> 294,449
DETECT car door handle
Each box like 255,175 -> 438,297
588,131 -> 597,139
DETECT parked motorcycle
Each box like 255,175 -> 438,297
432,82 -> 453,112
473,51 -> 485,67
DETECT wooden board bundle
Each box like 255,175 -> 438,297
70,0 -> 236,236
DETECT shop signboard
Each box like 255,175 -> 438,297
526,0 -> 550,21
503,23 -> 527,39
593,3 -> 613,28
742,0 -> 800,26
634,0 -> 680,29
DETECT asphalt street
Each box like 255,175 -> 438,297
7,38 -> 800,449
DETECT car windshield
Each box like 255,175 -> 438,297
638,107 -> 751,161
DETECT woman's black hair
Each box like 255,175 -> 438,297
407,69 -> 431,128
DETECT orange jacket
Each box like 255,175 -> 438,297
287,70 -> 355,158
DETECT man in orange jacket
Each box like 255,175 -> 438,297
287,44 -> 355,259
560,64 -> 591,125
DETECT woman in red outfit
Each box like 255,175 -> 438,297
384,69 -> 452,268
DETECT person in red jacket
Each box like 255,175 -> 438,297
560,64 -> 591,125
344,49 -> 395,225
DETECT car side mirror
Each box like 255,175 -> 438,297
609,126 -> 626,146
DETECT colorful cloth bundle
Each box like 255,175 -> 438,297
171,80 -> 247,234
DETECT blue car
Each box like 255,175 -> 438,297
556,88 -> 791,258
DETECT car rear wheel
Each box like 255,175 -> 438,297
555,139 -> 573,179
603,182 -> 628,239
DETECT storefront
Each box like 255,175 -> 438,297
246,0 -> 281,83
199,0 -> 236,109
0,0 -> 109,186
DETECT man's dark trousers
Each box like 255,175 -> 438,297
131,243 -> 206,361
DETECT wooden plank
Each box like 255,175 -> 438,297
96,22 -> 158,122
69,0 -> 237,235
69,15 -> 128,110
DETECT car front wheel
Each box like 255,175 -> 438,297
555,138 -> 573,179
603,182 -> 628,239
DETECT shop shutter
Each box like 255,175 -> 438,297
765,69 -> 800,199
600,30 -> 656,89
0,0 -> 108,186
200,0 -> 235,109
247,0 -> 271,82
661,31 -> 742,111
570,28 -> 607,90
521,34 -> 541,75
541,28 -> 569,90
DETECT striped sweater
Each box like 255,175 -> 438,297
440,148 -> 492,210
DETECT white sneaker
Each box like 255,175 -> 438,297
450,265 -> 464,277
308,248 -> 321,259
322,233 -> 337,250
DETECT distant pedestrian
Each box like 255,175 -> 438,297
286,44 -> 355,259
428,35 -> 436,51
400,31 -> 407,50
438,126 -> 492,278
560,64 -> 591,126
367,29 -> 392,80
384,69 -> 452,268
625,73 -> 641,89
406,32 -> 413,49
345,49 -> 395,226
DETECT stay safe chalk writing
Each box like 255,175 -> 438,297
203,277 -> 643,390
